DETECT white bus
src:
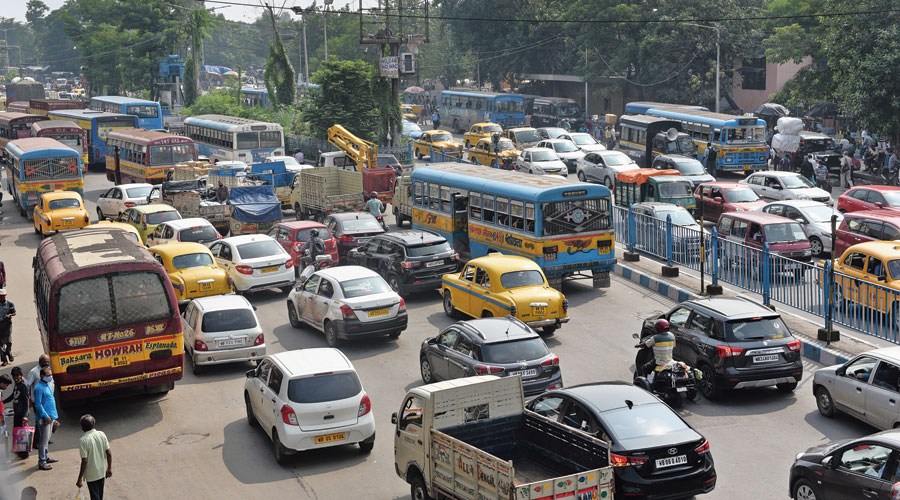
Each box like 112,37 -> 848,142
183,114 -> 284,164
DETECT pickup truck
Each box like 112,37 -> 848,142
393,375 -> 615,500
162,179 -> 231,235
289,166 -> 365,222
614,168 -> 696,213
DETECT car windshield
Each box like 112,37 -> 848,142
500,270 -> 545,288
552,141 -> 578,153
407,241 -> 452,257
481,338 -> 549,363
145,210 -> 181,225
602,404 -> 690,441
180,226 -> 218,243
340,218 -> 383,233
48,198 -> 80,210
602,152 -> 633,166
672,158 -> 707,175
725,317 -> 791,342
288,372 -> 362,404
658,182 -> 692,198
543,128 -> 566,138
497,139 -> 516,151
802,205 -> 839,223
781,175 -> 815,189
125,186 -> 152,198
763,222 -> 807,243
201,308 -> 257,332
236,240 -> 283,260
402,121 -> 421,133
270,156 -> 299,166
340,276 -> 392,298
570,134 -> 597,146
483,125 -> 502,133
514,130 -> 540,142
883,191 -> 900,206
532,150 -> 560,162
431,133 -> 453,142
172,252 -> 214,269
655,210 -> 696,227
725,188 -> 759,202
377,155 -> 399,167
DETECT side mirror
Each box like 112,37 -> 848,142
878,275 -> 887,282
391,412 -> 398,425
876,202 -> 885,209
245,369 -> 255,379
632,333 -> 639,339
772,184 -> 783,190
821,456 -> 833,468
427,337 -> 437,345
713,196 -> 723,203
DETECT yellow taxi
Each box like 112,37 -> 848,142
84,221 -> 143,244
119,204 -> 182,244
149,242 -> 232,305
33,190 -> 90,237
467,137 -> 520,167
462,122 -> 503,149
414,130 -> 463,161
400,104 -> 417,121
441,254 -> 569,335
820,241 -> 900,316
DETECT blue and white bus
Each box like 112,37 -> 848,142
409,162 -> 615,288
183,114 -> 284,164
644,107 -> 768,174
89,96 -> 163,130
440,90 -> 525,132
624,101 -> 709,115
240,87 -> 270,108
46,109 -> 138,167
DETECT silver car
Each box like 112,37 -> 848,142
575,150 -> 640,188
814,347 -> 900,430
182,295 -> 266,374
758,200 -> 843,256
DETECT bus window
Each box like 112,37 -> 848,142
496,197 -> 510,227
440,186 -> 452,212
429,183 -> 441,211
525,203 -> 535,233
483,195 -> 495,223
237,132 -> 259,149
511,200 -> 524,230
413,181 -> 424,206
469,193 -> 482,221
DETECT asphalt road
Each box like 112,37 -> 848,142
0,168 -> 878,500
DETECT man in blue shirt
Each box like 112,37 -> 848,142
33,367 -> 58,470
366,192 -> 384,218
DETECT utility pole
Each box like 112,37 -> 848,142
0,29 -> 11,76
584,46 -> 589,118
290,7 -> 312,86
684,22 -> 720,112
323,0 -> 333,60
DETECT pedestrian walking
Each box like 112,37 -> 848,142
4,366 -> 30,459
0,259 -> 6,288
815,159 -> 830,193
705,143 -> 718,172
800,156 -> 815,185
76,414 -> 112,500
0,373 -> 10,436
419,106 -> 427,125
604,126 -> 614,149
431,110 -> 440,130
780,153 -> 791,172
840,151 -> 854,188
293,150 -> 304,165
0,288 -> 16,366
25,354 -> 52,450
33,366 -> 58,470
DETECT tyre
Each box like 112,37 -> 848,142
442,291 -> 459,318
453,119 -> 460,133
542,326 -> 557,336
324,321 -> 340,347
96,207 -> 104,221
481,310 -> 493,318
410,474 -> 433,500
294,204 -> 304,221
666,391 -> 685,408
245,392 -> 258,427
604,176 -> 614,189
815,386 -> 836,417
698,364 -> 723,400
809,236 -> 824,257
792,478 -> 820,500
687,388 -> 699,401
420,356 -> 434,384
416,150 -> 423,160
777,381 -> 798,393
491,161 -> 498,168
633,376 -> 651,391
272,429 -> 289,465
464,140 -> 470,149
287,302 -> 302,328
191,358 -> 201,375
387,274 -> 403,295
577,172 -> 587,182
471,157 -> 478,165
358,439 -> 374,453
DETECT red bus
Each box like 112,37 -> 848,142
30,120 -> 88,166
105,129 -> 197,184
28,98 -> 86,117
6,101 -> 30,113
34,229 -> 184,401
0,111 -> 48,153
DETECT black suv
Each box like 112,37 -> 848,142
796,131 -> 841,176
420,317 -> 562,397
345,230 -> 459,296
641,296 -> 802,399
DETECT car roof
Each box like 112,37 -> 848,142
133,203 -> 178,214
764,199 -> 829,209
751,171 -> 801,177
798,131 -> 831,139
858,346 -> 900,363
272,348 -> 354,377
456,317 -> 538,344
537,127 -> 566,131
149,241 -> 213,257
845,241 -> 900,258
190,294 -> 253,312
378,230 -> 445,246
562,382 -> 660,412
697,181 -> 744,188
720,210 -> 799,224
541,138 -> 574,144
275,220 -> 327,231
471,122 -> 497,128
658,154 -> 700,162
468,253 -> 542,271
847,185 -> 900,193
117,183 -> 154,190
162,217 -> 214,230
508,127 -> 537,132
317,265 -> 380,281
220,234 -> 276,245
683,296 -> 779,320
40,190 -> 81,200
523,147 -> 555,153
634,202 -> 690,212
843,210 -> 900,222
329,211 -> 377,221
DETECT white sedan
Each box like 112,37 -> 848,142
209,234 -> 295,294
96,183 -> 160,220
516,147 -> 568,176
286,266 -> 408,347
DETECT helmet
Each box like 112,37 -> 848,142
371,191 -> 378,198
309,229 -> 319,237
654,318 -> 670,333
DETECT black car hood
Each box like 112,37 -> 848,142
613,427 -> 702,453
804,439 -> 850,457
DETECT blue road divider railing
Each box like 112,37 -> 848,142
612,204 -> 900,344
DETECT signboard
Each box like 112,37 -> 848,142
380,56 -> 399,78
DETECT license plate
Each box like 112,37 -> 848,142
260,266 -> 279,274
743,164 -> 751,171
201,282 -> 212,291
753,354 -> 780,363
315,432 -> 346,444
217,339 -> 243,347
368,308 -> 390,317
509,369 -> 537,378
62,219 -> 73,226
656,455 -> 687,468
676,387 -> 687,392
426,260 -> 443,268
532,306 -> 547,316
111,355 -> 130,368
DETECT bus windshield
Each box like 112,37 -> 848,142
495,99 -> 524,114
557,102 -> 580,117
259,131 -> 282,148
726,126 -> 765,144
150,145 -> 194,165
126,105 -> 159,118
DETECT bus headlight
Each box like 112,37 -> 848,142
725,157 -> 734,163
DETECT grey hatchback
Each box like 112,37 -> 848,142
813,347 -> 900,430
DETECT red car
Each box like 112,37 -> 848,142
266,221 -> 339,270
837,185 -> 900,214
834,210 -> 900,256
694,182 -> 767,222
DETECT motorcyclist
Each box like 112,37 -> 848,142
366,191 -> 384,218
299,228 -> 325,269
641,319 -> 676,383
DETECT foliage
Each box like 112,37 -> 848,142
263,6 -> 296,107
184,9 -> 217,107
302,59 -> 381,141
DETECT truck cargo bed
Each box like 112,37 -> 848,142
508,458 -> 568,486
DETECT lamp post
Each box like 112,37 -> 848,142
290,6 -> 313,86
323,0 -> 333,60
684,22 -> 720,113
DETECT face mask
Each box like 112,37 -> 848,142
42,376 -> 53,383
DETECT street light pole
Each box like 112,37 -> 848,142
323,0 -> 333,61
684,23 -> 720,113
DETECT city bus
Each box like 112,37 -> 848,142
528,96 -> 582,128
410,162 -> 615,288
240,87 -> 270,108
105,129 -> 197,184
28,98 -> 85,116
0,111 -> 48,153
34,229 -> 183,402
645,107 -> 768,174
401,91 -> 428,115
5,137 -> 84,217
617,114 -> 696,168
183,114 -> 285,163
89,96 -> 163,130
624,101 -> 709,115
5,101 -> 30,113
46,109 -> 138,167
440,90 -> 526,132
30,120 -> 88,166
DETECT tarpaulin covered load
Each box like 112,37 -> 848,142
249,161 -> 293,188
229,185 -> 283,223
615,168 -> 681,185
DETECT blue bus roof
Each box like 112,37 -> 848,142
411,163 -> 611,202
625,102 -> 710,115
91,96 -> 159,106
442,90 -> 524,100
647,107 -> 766,127
47,109 -> 136,121
6,137 -> 81,160
240,88 -> 268,95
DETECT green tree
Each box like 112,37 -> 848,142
184,8 -> 217,106
302,59 -> 381,141
263,6 -> 296,107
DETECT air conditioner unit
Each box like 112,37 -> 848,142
400,53 -> 415,74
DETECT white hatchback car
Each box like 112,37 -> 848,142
536,138 -> 586,173
96,183 -> 160,220
287,266 -> 408,346
209,235 -> 295,294
243,348 -> 376,464
516,147 -> 568,177
146,217 -> 222,247
181,295 -> 265,374
558,132 -> 607,153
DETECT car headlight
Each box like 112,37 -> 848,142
795,452 -> 805,461
803,249 -> 812,256
797,194 -> 810,200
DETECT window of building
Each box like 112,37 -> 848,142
741,57 -> 767,91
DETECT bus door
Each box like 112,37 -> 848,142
451,192 -> 470,258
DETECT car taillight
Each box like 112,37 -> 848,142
562,298 -> 569,312
253,334 -> 264,346
84,214 -> 90,223
235,265 -> 253,275
401,261 -> 420,269
609,453 -> 649,467
281,405 -> 299,426
340,304 -> 358,320
451,253 -> 459,261
285,259 -> 293,269
124,202 -> 135,208
194,340 -> 208,351
541,355 -> 559,367
292,242 -> 302,253
473,365 -> 504,375
398,298 -> 406,312
787,339 -> 801,351
358,393 -> 371,417
694,440 -> 710,455
338,235 -> 355,243
716,345 -> 744,357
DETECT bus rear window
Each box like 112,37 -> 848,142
259,131 -> 282,148
237,132 -> 259,149
98,116 -> 138,128
542,198 -> 611,236
57,272 -> 171,335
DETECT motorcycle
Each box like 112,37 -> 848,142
297,253 -> 333,280
375,215 -> 389,231
879,163 -> 899,186
631,333 -> 700,408
500,157 -> 517,171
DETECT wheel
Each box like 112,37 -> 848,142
272,429 -> 289,465
666,391 -> 685,408
577,171 -> 586,182
442,291 -> 459,318
358,439 -> 374,453
481,310 -> 493,318
452,119 -> 459,133
464,140 -> 470,149
33,222 -> 40,235
809,236 -> 824,257
324,320 -> 340,347
815,386 -> 836,417
687,388 -> 699,401
287,302 -> 302,328
416,149 -> 423,160
387,274 -> 403,295
698,364 -> 723,400
491,160 -> 498,168
420,356 -> 434,384
542,326 -> 557,336
777,381 -> 798,393
244,392 -> 258,427
792,478 -> 820,500
603,176 -> 614,189
294,204 -> 304,221
191,358 -> 201,375
633,377 -> 651,391
96,207 -> 104,221
388,330 -> 401,339
471,157 -> 478,165
410,474 -> 433,500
